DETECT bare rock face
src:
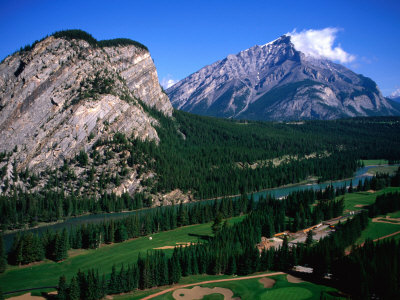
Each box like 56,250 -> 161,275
167,35 -> 399,120
0,34 -> 172,195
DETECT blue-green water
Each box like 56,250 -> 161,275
1,165 -> 390,251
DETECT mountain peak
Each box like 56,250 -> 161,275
167,35 -> 399,120
0,31 -> 172,195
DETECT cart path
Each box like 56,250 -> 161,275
141,272 -> 285,300
373,230 -> 400,241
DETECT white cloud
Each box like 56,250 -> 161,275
288,28 -> 355,64
390,88 -> 400,98
161,75 -> 178,89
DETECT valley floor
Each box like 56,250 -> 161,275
2,187 -> 400,299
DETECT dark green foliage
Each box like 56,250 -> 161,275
2,114 -> 400,229
114,223 -> 128,243
53,30 -> 148,51
211,213 -> 223,235
8,232 -> 43,265
0,234 -> 6,273
76,150 -> 88,167
333,239 -> 400,300
135,107 -> 400,199
57,275 -> 68,300
53,30 -> 97,46
98,38 -> 148,51
367,191 -> 400,217
68,276 -> 80,300
306,230 -> 313,246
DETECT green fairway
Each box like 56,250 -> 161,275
388,211 -> 400,218
357,218 -> 400,244
338,187 -> 400,211
146,274 -> 343,300
1,217 -> 242,294
362,159 -> 388,166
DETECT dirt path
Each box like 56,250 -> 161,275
372,217 -> 400,225
373,231 -> 400,242
141,272 -> 285,300
346,230 -> 400,254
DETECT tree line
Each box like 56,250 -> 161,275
54,203 -> 371,300
3,168 -> 399,270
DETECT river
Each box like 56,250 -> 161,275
2,164 -> 391,251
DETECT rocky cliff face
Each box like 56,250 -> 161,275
0,32 -> 173,197
167,35 -> 399,120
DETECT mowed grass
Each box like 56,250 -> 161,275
357,217 -> 400,244
1,217 -> 242,293
362,159 -> 388,166
339,187 -> 400,211
148,274 -> 343,300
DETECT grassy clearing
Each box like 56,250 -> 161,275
1,217 -> 241,293
357,218 -> 400,244
362,159 -> 388,166
339,187 -> 400,211
366,165 -> 398,176
146,275 -> 343,300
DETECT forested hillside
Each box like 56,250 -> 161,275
1,110 -> 400,229
138,110 -> 400,198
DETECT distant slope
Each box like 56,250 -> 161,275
167,35 -> 400,120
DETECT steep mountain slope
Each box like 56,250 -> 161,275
0,30 -> 172,197
167,35 -> 399,120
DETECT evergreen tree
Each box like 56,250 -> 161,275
306,230 -> 313,246
54,231 -> 67,261
115,223 -> 128,243
211,213 -> 223,236
0,234 -> 6,273
57,275 -> 68,300
68,276 -> 80,300
108,265 -> 118,294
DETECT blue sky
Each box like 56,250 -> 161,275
1,0 -> 399,95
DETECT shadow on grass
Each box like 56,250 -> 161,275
188,233 -> 212,241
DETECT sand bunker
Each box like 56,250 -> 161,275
259,277 -> 276,288
287,274 -> 304,283
8,293 -> 46,300
154,242 -> 195,250
172,286 -> 239,300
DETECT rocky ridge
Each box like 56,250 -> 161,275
167,35 -> 399,120
0,31 -> 175,201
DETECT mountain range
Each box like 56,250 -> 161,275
167,35 -> 400,120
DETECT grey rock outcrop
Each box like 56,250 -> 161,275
167,35 -> 399,120
0,34 -> 173,194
